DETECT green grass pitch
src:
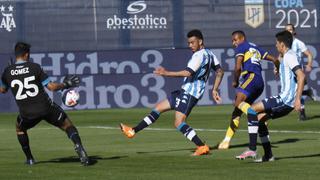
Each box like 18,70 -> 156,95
0,102 -> 319,180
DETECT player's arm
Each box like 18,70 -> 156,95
153,67 -> 192,77
303,49 -> 313,72
0,78 -> 8,93
46,75 -> 80,91
233,55 -> 243,88
265,54 -> 280,72
212,67 -> 224,104
293,68 -> 305,111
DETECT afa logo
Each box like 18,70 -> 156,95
244,0 -> 265,28
0,4 -> 16,32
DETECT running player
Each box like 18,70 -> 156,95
251,30 -> 305,162
0,42 -> 90,166
218,31 -> 279,160
120,29 -> 224,156
285,24 -> 315,121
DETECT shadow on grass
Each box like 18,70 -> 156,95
218,138 -> 312,150
276,153 -> 320,160
304,115 -> 320,121
37,155 -> 128,166
136,138 -> 314,154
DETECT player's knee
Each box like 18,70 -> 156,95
60,118 -> 73,130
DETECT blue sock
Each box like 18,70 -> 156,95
247,108 -> 258,151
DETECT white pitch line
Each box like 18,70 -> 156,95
0,126 -> 319,134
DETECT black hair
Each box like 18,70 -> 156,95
15,42 -> 31,57
286,23 -> 297,35
187,29 -> 203,40
232,30 -> 246,38
275,30 -> 293,48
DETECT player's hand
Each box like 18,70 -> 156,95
212,90 -> 222,104
154,67 -> 167,76
63,75 -> 80,89
232,81 -> 239,88
305,65 -> 312,73
294,99 -> 302,112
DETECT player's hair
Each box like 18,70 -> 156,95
286,23 -> 297,35
232,30 -> 246,38
15,42 -> 31,57
187,29 -> 203,40
276,30 -> 293,48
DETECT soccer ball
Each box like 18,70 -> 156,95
62,89 -> 80,107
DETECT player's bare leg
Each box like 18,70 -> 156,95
174,111 -> 209,156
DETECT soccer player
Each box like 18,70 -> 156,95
285,24 -> 315,121
0,42 -> 90,166
250,30 -> 305,162
120,29 -> 224,156
217,31 -> 279,160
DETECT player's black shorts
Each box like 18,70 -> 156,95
16,102 -> 68,131
168,89 -> 198,116
262,96 -> 293,119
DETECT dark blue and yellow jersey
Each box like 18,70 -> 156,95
234,41 -> 268,76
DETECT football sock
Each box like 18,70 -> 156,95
17,133 -> 34,160
258,121 -> 273,158
66,126 -> 82,146
224,117 -> 240,142
133,109 -> 160,133
237,102 -> 258,151
177,122 -> 204,146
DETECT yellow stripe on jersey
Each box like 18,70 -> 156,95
240,71 -> 248,76
243,51 -> 253,62
241,73 -> 255,89
262,52 -> 268,59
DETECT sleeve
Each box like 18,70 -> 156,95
257,46 -> 269,59
286,53 -> 301,73
234,44 -> 245,57
211,54 -> 221,71
185,52 -> 202,75
298,40 -> 308,53
36,64 -> 50,86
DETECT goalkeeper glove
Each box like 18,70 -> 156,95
63,75 -> 80,89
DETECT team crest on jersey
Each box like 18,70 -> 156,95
244,0 -> 264,28
0,4 -> 16,32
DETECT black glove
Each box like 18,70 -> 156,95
63,75 -> 80,89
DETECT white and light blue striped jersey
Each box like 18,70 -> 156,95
279,49 -> 301,107
291,38 -> 308,65
182,48 -> 221,99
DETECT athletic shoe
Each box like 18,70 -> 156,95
75,144 -> 90,166
25,158 -> 36,165
192,144 -> 210,156
254,156 -> 275,163
218,140 -> 230,150
235,149 -> 257,160
120,123 -> 135,138
299,109 -> 307,121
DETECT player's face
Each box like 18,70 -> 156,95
276,40 -> 284,54
232,34 -> 244,48
188,36 -> 202,52
285,25 -> 294,35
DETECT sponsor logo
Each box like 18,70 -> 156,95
127,1 -> 147,14
244,0 -> 264,28
0,4 -> 16,32
106,1 -> 167,30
